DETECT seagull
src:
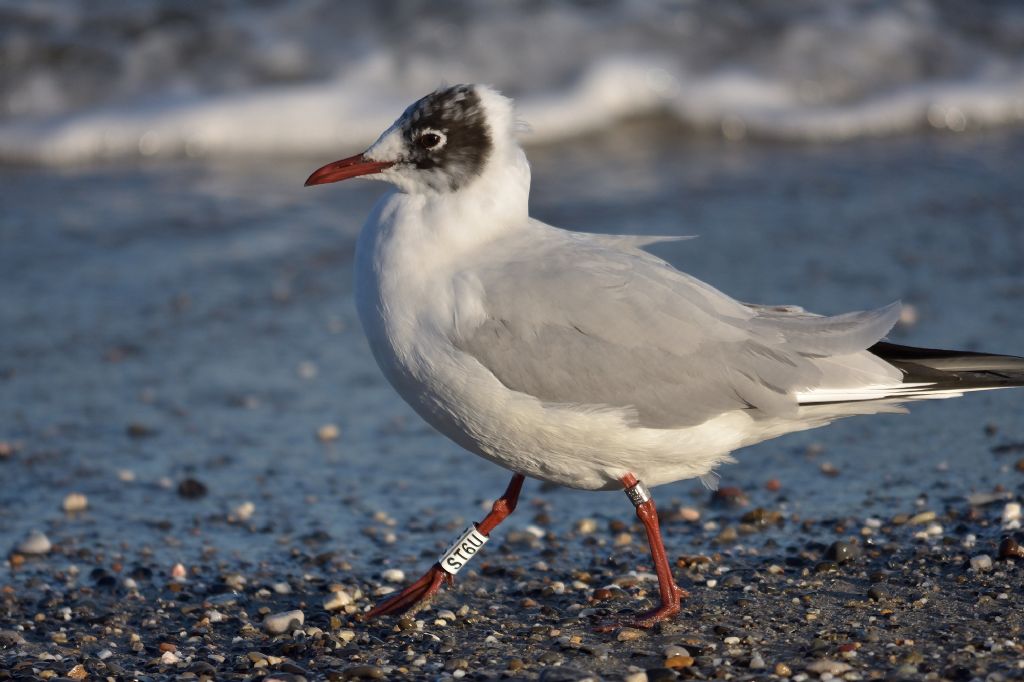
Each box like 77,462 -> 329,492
305,84 -> 1024,628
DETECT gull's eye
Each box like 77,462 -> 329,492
416,131 -> 445,150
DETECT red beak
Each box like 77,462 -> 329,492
304,153 -> 395,187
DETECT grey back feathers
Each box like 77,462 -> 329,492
455,227 -> 903,429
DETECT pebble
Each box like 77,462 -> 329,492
263,609 -> 304,635
806,659 -> 851,675
665,655 -> 694,669
867,584 -> 890,601
0,630 -> 26,648
711,486 -> 748,507
1002,502 -> 1022,526
825,540 -> 861,563
775,662 -> 793,677
575,518 -> 598,534
160,650 -> 180,664
908,510 -> 936,525
16,530 -> 52,555
381,568 -> 405,582
678,506 -> 700,521
624,673 -> 649,682
232,501 -> 256,521
663,645 -> 690,658
62,492 -> 88,512
617,627 -> 645,642
749,653 -> 766,669
324,589 -> 353,610
66,664 -> 87,680
999,536 -> 1024,559
970,554 -> 993,571
341,664 -> 384,679
317,423 -> 341,441
177,478 -> 207,499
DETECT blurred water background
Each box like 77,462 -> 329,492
4,0 -> 1024,163
2,1 -> 1023,572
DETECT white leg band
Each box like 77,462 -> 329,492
438,525 -> 489,575
625,480 -> 652,508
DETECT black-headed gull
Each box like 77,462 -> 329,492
305,84 -> 1024,628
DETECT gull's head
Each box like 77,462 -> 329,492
305,84 -> 520,195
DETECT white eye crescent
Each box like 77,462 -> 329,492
416,129 -> 446,150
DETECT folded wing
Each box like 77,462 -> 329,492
454,227 -> 902,429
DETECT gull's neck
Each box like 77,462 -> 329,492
374,144 -> 532,263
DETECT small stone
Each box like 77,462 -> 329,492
575,518 -> 598,534
970,554 -> 993,571
232,501 -> 255,522
171,562 -> 187,580
160,650 -> 180,664
665,655 -> 694,669
381,568 -> 405,582
126,422 -> 157,438
806,659 -> 851,675
715,526 -> 738,543
264,609 -> 304,635
774,662 -> 792,677
624,673 -> 648,682
62,493 -> 88,512
66,664 -> 87,680
678,507 -> 700,522
1002,502 -> 1022,526
297,361 -> 318,379
825,540 -> 861,563
867,584 -> 889,601
819,462 -> 839,477
663,645 -> 690,658
749,653 -> 766,669
999,536 -> 1024,559
342,664 -> 385,679
710,486 -> 748,507
317,424 -> 341,442
1015,457 -> 1024,472
644,669 -> 678,682
16,530 -> 51,555
723,635 -> 740,645
908,510 -> 936,525
177,478 -> 207,499
324,590 -> 353,610
617,627 -> 645,641
337,629 -> 356,643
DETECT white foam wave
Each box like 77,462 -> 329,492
3,56 -> 1024,165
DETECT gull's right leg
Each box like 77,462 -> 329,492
363,473 -> 526,620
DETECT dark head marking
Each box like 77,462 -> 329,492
397,84 -> 493,192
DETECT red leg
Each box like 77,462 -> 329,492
364,473 -> 525,620
599,473 -> 688,630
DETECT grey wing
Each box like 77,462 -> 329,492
456,229 -> 901,429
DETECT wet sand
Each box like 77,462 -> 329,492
2,127 -> 1023,679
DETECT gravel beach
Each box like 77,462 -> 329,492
3,127 -> 1024,680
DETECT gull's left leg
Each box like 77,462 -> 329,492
600,473 -> 688,629
363,473 -> 526,620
